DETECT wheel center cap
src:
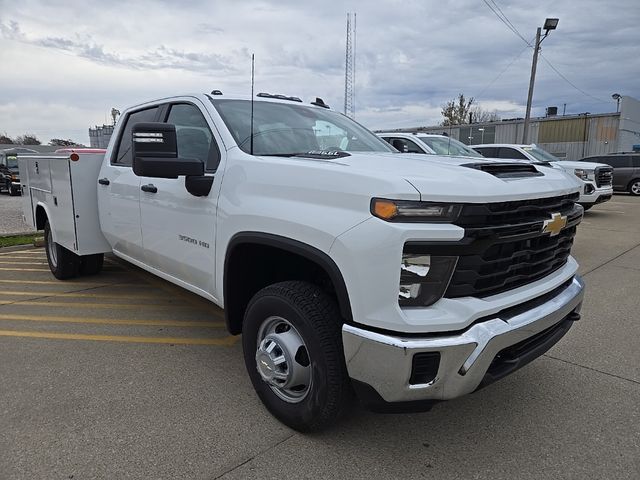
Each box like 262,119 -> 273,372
256,350 -> 280,382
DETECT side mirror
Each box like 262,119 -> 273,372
132,122 -> 204,178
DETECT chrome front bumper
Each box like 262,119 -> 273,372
342,276 -> 585,404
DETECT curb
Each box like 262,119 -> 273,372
0,243 -> 43,252
0,231 -> 38,237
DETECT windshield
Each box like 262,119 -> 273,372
523,146 -> 560,162
6,157 -> 19,169
210,99 -> 394,156
418,136 -> 483,158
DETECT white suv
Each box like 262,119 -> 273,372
471,144 -> 613,210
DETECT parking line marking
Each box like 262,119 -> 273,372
0,267 -> 124,272
0,300 -> 201,309
0,329 -> 238,345
0,279 -> 153,287
0,313 -> 224,328
0,267 -> 51,271
0,250 -> 43,256
0,261 -> 49,265
0,289 -> 181,300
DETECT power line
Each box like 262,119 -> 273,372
481,0 -> 531,47
488,0 -> 531,46
482,0 -> 611,106
475,41 -> 532,101
538,54 -> 610,104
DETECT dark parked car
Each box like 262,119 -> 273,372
581,153 -> 640,196
0,152 -> 21,196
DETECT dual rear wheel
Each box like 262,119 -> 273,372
44,220 -> 104,279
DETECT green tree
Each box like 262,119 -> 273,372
49,138 -> 81,147
441,94 -> 475,126
0,133 -> 14,144
15,134 -> 41,145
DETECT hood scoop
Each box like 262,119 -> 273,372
463,162 -> 543,179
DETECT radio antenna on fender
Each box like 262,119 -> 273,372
250,53 -> 255,156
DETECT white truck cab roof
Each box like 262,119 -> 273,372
377,132 -> 484,159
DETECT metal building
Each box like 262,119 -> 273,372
88,124 -> 114,149
385,95 -> 640,160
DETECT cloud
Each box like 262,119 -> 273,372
0,0 -> 638,144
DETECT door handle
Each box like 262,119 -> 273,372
141,184 -> 158,194
98,178 -> 110,186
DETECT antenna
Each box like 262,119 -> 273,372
344,13 -> 356,118
250,53 -> 255,155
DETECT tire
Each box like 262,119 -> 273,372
9,186 -> 19,196
242,281 -> 352,432
80,253 -> 104,275
44,220 -> 80,280
629,179 -> 640,196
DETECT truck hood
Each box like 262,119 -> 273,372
555,160 -> 609,170
332,152 -> 582,202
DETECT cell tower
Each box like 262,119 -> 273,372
344,12 -> 356,118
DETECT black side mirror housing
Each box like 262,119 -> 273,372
132,123 -> 204,178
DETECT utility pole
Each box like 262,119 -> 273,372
522,27 -> 541,144
522,18 -> 559,144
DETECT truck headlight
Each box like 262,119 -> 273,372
371,198 -> 461,223
574,169 -> 592,181
399,252 -> 457,307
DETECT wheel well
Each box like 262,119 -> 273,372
35,205 -> 48,230
628,178 -> 640,188
224,235 -> 352,335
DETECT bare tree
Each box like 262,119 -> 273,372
441,94 -> 501,125
0,133 -> 14,144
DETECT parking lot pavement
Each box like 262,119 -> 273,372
0,195 -> 35,235
0,196 -> 639,479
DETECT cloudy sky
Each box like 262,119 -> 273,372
1,0 -> 638,145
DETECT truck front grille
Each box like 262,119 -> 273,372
595,166 -> 613,188
443,194 -> 582,298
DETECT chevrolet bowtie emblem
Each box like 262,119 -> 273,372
542,212 -> 567,236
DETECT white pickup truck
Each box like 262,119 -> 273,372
19,92 -> 586,431
471,144 -> 614,210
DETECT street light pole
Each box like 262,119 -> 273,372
522,27 -> 541,144
522,18 -> 558,144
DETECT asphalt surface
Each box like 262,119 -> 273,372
0,196 -> 639,479
0,195 -> 35,235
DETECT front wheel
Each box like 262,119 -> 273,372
8,185 -> 20,196
629,179 -> 640,196
44,220 -> 80,280
242,281 -> 352,432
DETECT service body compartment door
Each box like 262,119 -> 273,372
69,154 -> 111,255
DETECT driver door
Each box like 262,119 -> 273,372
138,100 -> 222,295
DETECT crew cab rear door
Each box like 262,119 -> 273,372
138,99 -> 223,296
98,105 -> 160,261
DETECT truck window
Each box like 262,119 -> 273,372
166,103 -> 220,171
113,107 -> 160,166
632,155 -> 640,168
497,148 -> 528,160
475,147 -> 497,157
